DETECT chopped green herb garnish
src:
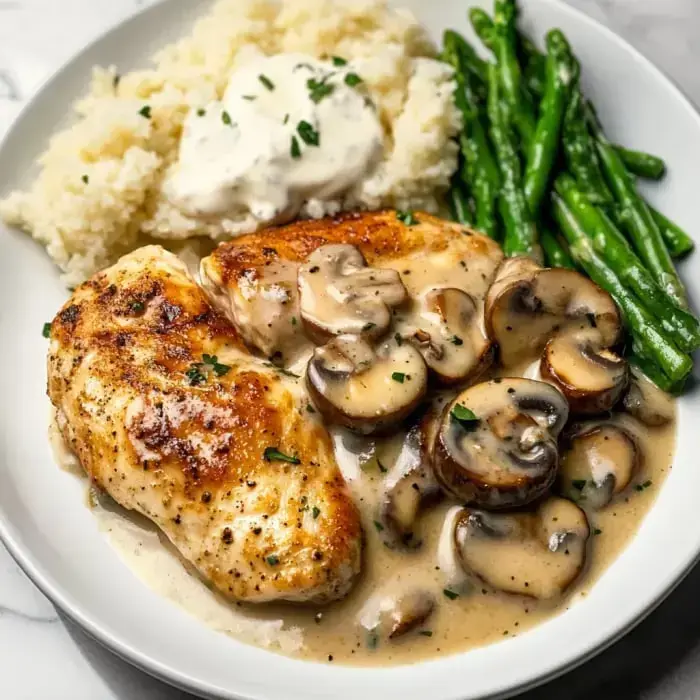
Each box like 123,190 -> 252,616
291,316 -> 297,326
42,322 -> 52,338
571,479 -> 587,491
396,209 -> 418,226
344,72 -> 363,87
367,630 -> 379,649
266,555 -> 280,566
291,135 -> 302,159
450,335 -> 464,346
264,447 -> 301,465
451,404 -> 479,429
81,175 -> 89,184
312,506 -> 321,519
377,459 -> 388,474
242,95 -> 256,101
332,56 -> 347,66
258,74 -> 275,91
593,528 -> 603,536
138,105 -> 151,119
221,110 -> 233,126
394,332 -> 403,346
265,362 -> 300,379
391,372 -> 406,383
202,354 -> 231,377
197,108 -> 206,116
635,479 -> 653,492
443,589 -> 459,600
418,630 -> 433,637
130,301 -> 145,313
307,78 -> 335,103
373,520 -> 385,532
306,403 -> 316,414
283,113 -> 290,125
186,366 -> 207,386
297,120 -> 320,146
362,322 -> 376,332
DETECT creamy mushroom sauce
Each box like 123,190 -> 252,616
51,249 -> 676,666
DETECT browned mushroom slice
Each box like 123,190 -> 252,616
298,244 -> 407,344
379,416 -> 442,550
359,589 -> 436,642
454,497 -> 590,599
433,378 -> 569,509
623,367 -> 675,427
559,424 -> 639,509
541,328 -> 629,414
306,334 -> 428,435
402,287 -> 493,385
485,257 -> 621,368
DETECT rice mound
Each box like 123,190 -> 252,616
0,0 -> 460,286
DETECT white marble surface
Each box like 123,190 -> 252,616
1,1 -> 699,698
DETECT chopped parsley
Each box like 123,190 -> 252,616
443,588 -> 459,600
451,404 -> 479,429
202,354 -> 231,377
242,95 -> 256,101
297,120 -> 320,146
290,135 -> 302,159
258,74 -> 275,91
377,459 -> 388,473
571,479 -> 587,491
186,354 -> 231,385
418,630 -> 433,637
42,322 -> 52,338
362,322 -> 376,332
344,72 -> 363,87
81,175 -> 89,184
185,366 -> 207,386
391,372 -> 406,383
312,506 -> 321,519
130,301 -> 145,313
367,630 -> 379,650
291,316 -> 297,326
221,110 -> 233,126
635,480 -> 653,492
394,332 -> 403,346
331,56 -> 347,66
266,555 -> 280,566
373,520 -> 385,532
283,113 -> 290,125
307,77 -> 335,104
450,335 -> 464,346
306,403 -> 316,414
396,209 -> 418,226
138,105 -> 152,119
196,108 -> 206,117
263,447 -> 301,464
593,528 -> 603,536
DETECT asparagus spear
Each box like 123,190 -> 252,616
594,137 -> 689,309
469,7 -> 496,53
443,32 -> 501,239
443,30 -> 488,88
448,176 -> 473,226
555,174 -> 700,351
615,145 -> 666,180
487,63 -> 538,257
650,207 -> 695,258
523,29 -> 576,214
493,0 -> 536,147
552,193 -> 692,383
540,226 -> 575,269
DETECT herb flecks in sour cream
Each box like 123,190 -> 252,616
165,53 -> 382,226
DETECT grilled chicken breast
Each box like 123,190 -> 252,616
48,246 -> 362,603
201,210 -> 503,362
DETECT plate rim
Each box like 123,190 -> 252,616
1,0 -> 699,698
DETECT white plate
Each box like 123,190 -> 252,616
0,1 -> 699,698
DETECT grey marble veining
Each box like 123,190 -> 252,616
0,1 -> 698,699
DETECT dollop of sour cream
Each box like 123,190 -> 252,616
166,53 -> 384,228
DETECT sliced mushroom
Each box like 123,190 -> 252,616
306,334 -> 428,435
400,287 -> 493,385
379,415 -> 442,549
541,328 -> 629,414
433,378 -> 569,509
559,424 -> 639,509
454,497 -> 590,599
485,257 -> 621,368
359,589 -> 436,642
298,244 -> 407,344
623,367 -> 675,427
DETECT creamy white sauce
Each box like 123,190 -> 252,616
166,53 -> 383,228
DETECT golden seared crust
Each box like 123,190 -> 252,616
48,246 -> 362,603
208,210 -> 501,286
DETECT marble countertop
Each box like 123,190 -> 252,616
2,1 -> 699,698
